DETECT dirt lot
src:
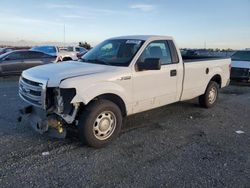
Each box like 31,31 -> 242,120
0,77 -> 249,188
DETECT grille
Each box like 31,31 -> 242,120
231,67 -> 249,77
19,76 -> 47,108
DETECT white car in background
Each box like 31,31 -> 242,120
230,50 -> 250,82
31,45 -> 78,62
64,46 -> 88,59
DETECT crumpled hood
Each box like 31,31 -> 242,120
23,61 -> 116,86
231,60 -> 250,69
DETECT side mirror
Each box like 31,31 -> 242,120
137,58 -> 161,71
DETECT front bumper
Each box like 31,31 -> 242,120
19,106 -> 67,138
230,67 -> 250,81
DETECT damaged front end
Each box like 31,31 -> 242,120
18,74 -> 80,138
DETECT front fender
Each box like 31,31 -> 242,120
73,82 -> 128,104
59,78 -> 130,112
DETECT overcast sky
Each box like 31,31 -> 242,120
0,0 -> 249,49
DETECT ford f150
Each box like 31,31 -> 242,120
19,35 -> 231,148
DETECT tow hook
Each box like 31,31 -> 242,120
18,106 -> 67,138
47,116 -> 67,139
47,115 -> 66,135
58,123 -> 64,134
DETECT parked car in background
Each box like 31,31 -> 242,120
0,47 -> 13,55
0,50 -> 56,76
77,50 -> 89,59
230,50 -> 250,82
31,45 -> 78,62
181,49 -> 198,56
66,46 -> 88,59
67,46 -> 87,53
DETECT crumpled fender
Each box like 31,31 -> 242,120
59,77 -> 130,112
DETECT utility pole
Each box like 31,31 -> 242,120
63,24 -> 66,47
204,41 -> 206,49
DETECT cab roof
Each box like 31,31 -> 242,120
109,35 -> 173,41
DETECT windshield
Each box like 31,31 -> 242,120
31,46 -> 57,54
0,51 -> 10,59
0,53 -> 6,59
231,51 -> 250,61
80,39 -> 144,66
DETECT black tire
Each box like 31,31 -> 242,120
199,81 -> 219,108
78,99 -> 122,148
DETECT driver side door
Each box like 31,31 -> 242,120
132,40 -> 178,113
22,51 -> 45,70
0,51 -> 25,75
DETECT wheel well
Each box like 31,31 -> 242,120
94,94 -> 127,116
62,57 -> 72,61
210,74 -> 222,88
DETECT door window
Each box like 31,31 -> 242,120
138,40 -> 172,65
23,51 -> 52,59
31,46 -> 57,54
5,52 -> 24,60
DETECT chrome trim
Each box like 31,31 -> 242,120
19,79 -> 42,91
19,89 -> 41,101
118,76 -> 131,81
19,92 -> 42,107
19,72 -> 48,109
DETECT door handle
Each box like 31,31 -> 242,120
170,69 -> 177,77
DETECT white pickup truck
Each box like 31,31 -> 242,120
19,35 -> 231,148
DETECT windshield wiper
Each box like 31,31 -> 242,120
79,57 -> 113,66
94,59 -> 112,65
79,58 -> 93,63
81,58 -> 111,65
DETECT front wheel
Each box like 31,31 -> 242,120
199,81 -> 219,108
78,99 -> 122,148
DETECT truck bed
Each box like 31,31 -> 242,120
182,55 -> 229,63
180,57 -> 231,101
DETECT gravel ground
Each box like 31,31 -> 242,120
0,77 -> 249,188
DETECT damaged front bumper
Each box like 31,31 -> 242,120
18,105 -> 67,139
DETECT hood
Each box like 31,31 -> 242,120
23,61 -> 116,87
231,60 -> 250,69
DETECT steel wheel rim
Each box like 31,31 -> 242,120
93,111 -> 116,140
208,87 -> 217,104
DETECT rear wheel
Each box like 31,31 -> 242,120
199,81 -> 219,108
78,99 -> 122,148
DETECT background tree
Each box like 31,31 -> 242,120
79,41 -> 92,50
